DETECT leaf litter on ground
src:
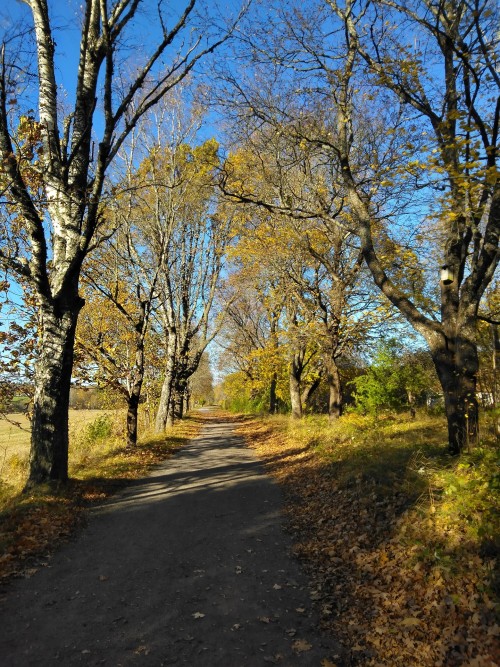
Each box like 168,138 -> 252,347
237,413 -> 499,667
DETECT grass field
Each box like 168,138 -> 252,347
0,409 -> 122,497
0,410 -> 113,460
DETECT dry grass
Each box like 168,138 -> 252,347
0,410 -> 120,500
0,409 -> 114,458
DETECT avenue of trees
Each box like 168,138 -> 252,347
0,0 -> 498,488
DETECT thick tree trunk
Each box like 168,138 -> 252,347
269,372 -> 278,414
155,335 -> 176,433
173,379 -> 186,420
325,356 -> 342,420
289,372 -> 302,419
155,369 -> 174,432
126,392 -> 140,448
27,296 -> 84,487
490,324 -> 500,440
301,377 -> 321,409
166,400 -> 175,428
431,331 -> 479,455
126,329 -> 146,447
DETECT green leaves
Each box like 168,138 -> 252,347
350,339 -> 435,416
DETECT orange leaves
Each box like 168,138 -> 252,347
0,501 -> 84,580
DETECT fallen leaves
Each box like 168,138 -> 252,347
292,639 -> 312,653
238,416 -> 500,667
0,499 -> 85,579
400,617 -> 421,627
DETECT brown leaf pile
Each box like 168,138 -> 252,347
0,497 -> 85,579
238,418 -> 499,667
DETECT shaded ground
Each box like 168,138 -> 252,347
0,413 -> 341,666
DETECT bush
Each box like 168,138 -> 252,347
351,340 -> 433,415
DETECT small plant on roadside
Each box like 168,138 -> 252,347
70,413 -> 120,464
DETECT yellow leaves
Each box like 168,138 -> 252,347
485,165 -> 499,185
446,109 -> 465,121
292,639 -> 312,653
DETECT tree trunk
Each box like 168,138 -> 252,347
174,384 -> 184,420
301,377 -> 321,409
325,356 -> 342,420
126,323 -> 146,447
27,296 -> 84,487
155,334 -> 176,433
269,372 -> 278,414
492,324 -> 500,440
166,400 -> 175,428
126,392 -> 140,448
431,332 -> 479,455
289,353 -> 303,419
170,371 -> 187,422
155,369 -> 174,432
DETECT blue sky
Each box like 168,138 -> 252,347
0,0 -> 244,139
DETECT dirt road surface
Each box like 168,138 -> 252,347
0,415 -> 341,666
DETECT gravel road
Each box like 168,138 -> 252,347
0,415 -> 341,666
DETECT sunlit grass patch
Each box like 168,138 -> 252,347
0,409 -> 123,502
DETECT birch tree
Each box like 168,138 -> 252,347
0,0 -> 242,486
130,138 -> 230,431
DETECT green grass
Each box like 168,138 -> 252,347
271,411 -> 449,490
